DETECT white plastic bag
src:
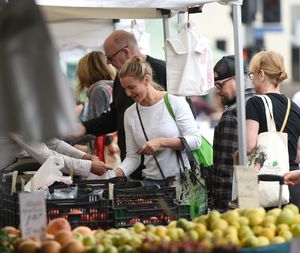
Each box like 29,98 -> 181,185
25,155 -> 72,192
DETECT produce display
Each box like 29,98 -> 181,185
1,204 -> 300,253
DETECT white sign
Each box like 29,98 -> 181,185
19,192 -> 47,239
234,165 -> 260,210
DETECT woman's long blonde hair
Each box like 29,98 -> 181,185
76,51 -> 116,96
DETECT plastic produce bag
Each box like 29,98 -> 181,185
25,155 -> 72,192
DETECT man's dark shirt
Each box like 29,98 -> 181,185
83,55 -> 167,160
212,88 -> 255,212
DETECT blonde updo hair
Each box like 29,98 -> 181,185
249,50 -> 287,87
119,56 -> 164,91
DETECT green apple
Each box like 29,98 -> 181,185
193,223 -> 207,235
222,209 -> 240,224
129,235 -> 142,249
271,236 -> 286,244
276,209 -> 295,225
103,245 -> 118,253
225,234 -> 240,245
175,227 -> 185,239
167,220 -> 177,229
276,223 -> 290,234
212,229 -> 223,239
258,228 -> 275,241
252,226 -> 263,236
118,244 -> 134,253
241,235 -> 260,248
239,225 -> 254,239
262,215 -> 276,227
154,225 -> 168,237
284,204 -> 299,215
133,222 -> 145,233
224,226 -> 238,237
187,230 -> 199,241
118,232 -> 132,245
249,213 -> 264,227
198,230 -> 213,240
82,236 -> 96,247
239,216 -> 250,226
257,236 -> 270,247
88,245 -> 105,253
208,210 -> 221,223
193,215 -> 208,226
167,228 -> 179,241
278,230 -> 293,241
210,218 -> 228,231
267,208 -> 282,218
291,224 -> 300,237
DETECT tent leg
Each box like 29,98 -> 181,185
232,3 -> 247,166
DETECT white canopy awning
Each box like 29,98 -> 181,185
36,0 -> 239,21
35,0 -> 247,164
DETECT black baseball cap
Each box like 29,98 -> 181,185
214,55 -> 246,81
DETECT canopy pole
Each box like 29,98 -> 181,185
232,3 -> 247,166
162,15 -> 170,42
162,13 -> 170,88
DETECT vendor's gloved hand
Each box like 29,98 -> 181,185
90,160 -> 113,176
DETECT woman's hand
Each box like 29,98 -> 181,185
82,154 -> 99,161
137,138 -> 161,155
284,170 -> 300,186
90,160 -> 113,176
114,168 -> 125,177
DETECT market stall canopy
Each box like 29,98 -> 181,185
36,0 -> 238,21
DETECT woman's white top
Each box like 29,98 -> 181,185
120,94 -> 201,180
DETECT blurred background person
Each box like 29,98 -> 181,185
75,51 -> 121,168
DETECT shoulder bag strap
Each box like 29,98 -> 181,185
163,92 -> 199,171
258,95 -> 276,132
164,92 -> 175,120
135,103 -> 167,181
280,98 -> 291,133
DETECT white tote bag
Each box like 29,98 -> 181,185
164,23 -> 214,96
248,95 -> 291,207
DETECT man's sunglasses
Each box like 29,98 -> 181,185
214,76 -> 235,89
105,45 -> 128,61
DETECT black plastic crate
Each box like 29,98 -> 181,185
0,192 -> 113,230
47,196 -> 113,230
113,204 -> 190,228
111,186 -> 177,209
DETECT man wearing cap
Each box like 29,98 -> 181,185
212,55 -> 255,212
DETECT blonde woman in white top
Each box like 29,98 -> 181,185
114,57 -> 200,186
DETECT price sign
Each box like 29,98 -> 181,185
234,165 -> 260,210
19,192 -> 47,239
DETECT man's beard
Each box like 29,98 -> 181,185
221,96 -> 236,106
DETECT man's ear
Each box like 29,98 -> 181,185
123,47 -> 130,59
